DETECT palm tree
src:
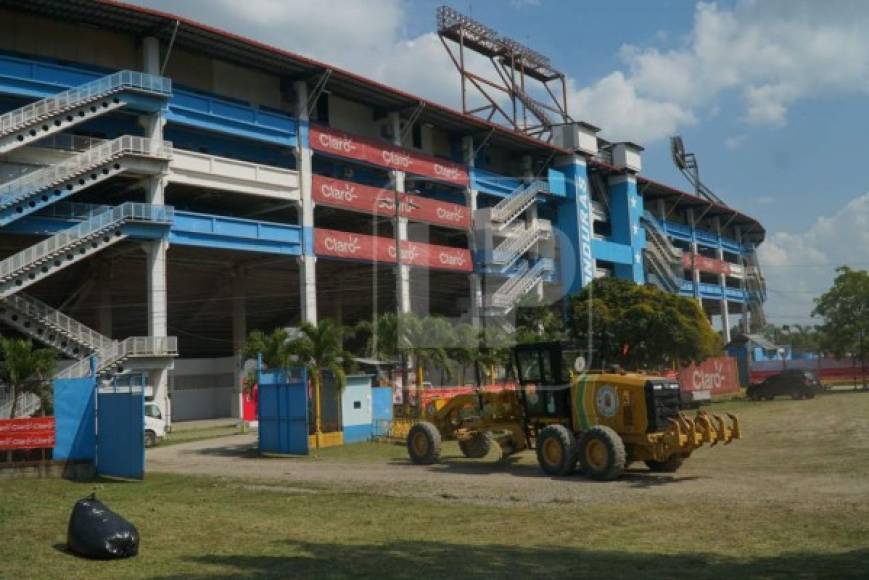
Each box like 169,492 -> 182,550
0,338 -> 56,462
243,328 -> 295,370
355,312 -> 400,361
450,323 -> 479,386
399,314 -> 454,389
0,338 -> 56,419
290,319 -> 351,446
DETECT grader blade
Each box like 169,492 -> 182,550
726,413 -> 741,443
710,414 -> 728,446
695,412 -> 715,444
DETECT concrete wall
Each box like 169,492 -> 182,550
328,94 -> 378,138
164,48 -> 288,111
0,9 -> 137,72
169,357 -> 236,421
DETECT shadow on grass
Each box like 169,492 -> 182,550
386,456 -> 702,488
190,443 -> 260,459
152,540 -> 869,579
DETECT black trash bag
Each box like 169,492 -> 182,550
66,493 -> 139,559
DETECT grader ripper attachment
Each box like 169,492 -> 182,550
405,342 -> 741,481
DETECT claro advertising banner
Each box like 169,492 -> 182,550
682,253 -> 745,277
311,175 -> 471,230
309,125 -> 470,187
677,357 -> 740,396
0,417 -> 55,449
314,228 -> 473,272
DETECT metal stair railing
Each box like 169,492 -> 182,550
490,180 -> 548,225
0,70 -> 171,136
0,389 -> 40,418
644,234 -> 682,290
491,220 -> 552,265
55,336 -> 179,380
490,259 -> 553,309
2,293 -> 114,353
0,202 -> 173,283
642,211 -> 682,263
0,136 -> 170,207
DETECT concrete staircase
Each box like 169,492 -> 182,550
641,211 -> 683,293
0,135 -> 170,226
0,202 -> 172,298
0,70 -> 171,154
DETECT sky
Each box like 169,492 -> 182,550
130,0 -> 869,325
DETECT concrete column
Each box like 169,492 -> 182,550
463,135 -> 482,327
607,173 -> 644,283
97,260 -> 112,337
143,36 -> 170,421
390,112 -> 411,314
715,217 -> 731,343
687,208 -> 701,305
232,270 -> 247,420
295,80 -> 317,324
145,239 -> 169,422
736,226 -> 749,332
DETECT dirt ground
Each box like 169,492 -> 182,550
149,391 -> 869,510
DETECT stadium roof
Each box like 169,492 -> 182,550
1,0 -> 764,241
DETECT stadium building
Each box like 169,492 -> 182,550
0,1 -> 766,422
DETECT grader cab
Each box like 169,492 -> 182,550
406,341 -> 740,480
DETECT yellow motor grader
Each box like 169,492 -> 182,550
406,342 -> 740,480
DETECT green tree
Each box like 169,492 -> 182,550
515,305 -> 566,344
244,320 -> 352,444
290,319 -> 352,442
354,312 -> 400,361
813,266 -> 869,386
449,323 -> 479,386
0,338 -> 56,419
398,314 -> 454,388
477,325 -> 515,384
243,328 -> 295,371
570,278 -> 722,370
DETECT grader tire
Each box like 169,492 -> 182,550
407,422 -> 442,465
645,454 -> 684,473
459,432 -> 495,459
578,425 -> 626,481
536,425 -> 577,476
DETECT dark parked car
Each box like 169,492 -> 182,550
747,370 -> 822,401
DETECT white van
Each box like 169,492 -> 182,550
144,402 -> 167,447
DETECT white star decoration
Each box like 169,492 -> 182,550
630,196 -> 637,208
635,251 -> 641,263
632,224 -> 639,236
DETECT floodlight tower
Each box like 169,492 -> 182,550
670,135 -> 725,205
436,5 -> 571,142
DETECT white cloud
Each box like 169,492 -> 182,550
571,1 -> 869,143
568,73 -> 695,143
758,193 -> 869,322
133,0 -> 869,147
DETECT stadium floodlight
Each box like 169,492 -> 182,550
436,4 -> 570,142
669,135 -> 725,205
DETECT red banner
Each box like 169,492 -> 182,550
682,254 -> 744,277
0,417 -> 55,449
311,175 -> 470,230
314,228 -> 473,272
309,125 -> 469,187
677,357 -> 740,396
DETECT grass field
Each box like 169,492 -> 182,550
2,392 -> 868,579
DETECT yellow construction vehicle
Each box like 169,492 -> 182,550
406,341 -> 740,480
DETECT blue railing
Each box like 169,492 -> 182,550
725,287 -> 746,301
0,53 -> 297,147
169,211 -> 302,255
470,168 -> 522,198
